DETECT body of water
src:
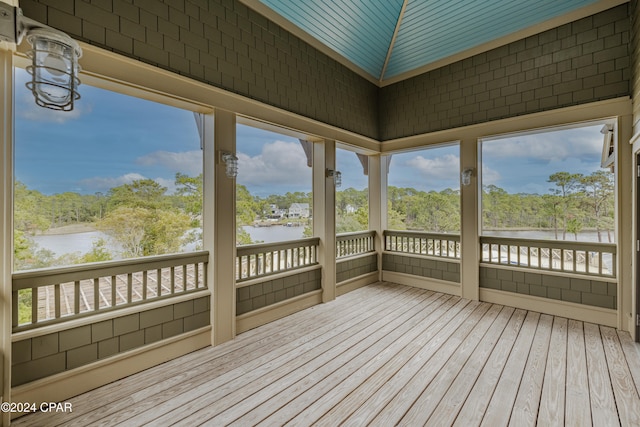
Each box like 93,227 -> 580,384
243,225 -> 305,243
31,227 -> 614,258
31,226 -> 305,256
33,231 -> 111,256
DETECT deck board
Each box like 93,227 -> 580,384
600,326 -> 640,426
478,310 -> 537,427
508,313 -> 553,427
585,322 -> 619,427
423,306 -> 521,426
12,282 -> 640,427
537,316 -> 568,426
400,305 -> 514,425
315,297 -> 470,426
451,309 -> 529,426
565,319 -> 592,427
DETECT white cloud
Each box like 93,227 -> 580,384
237,140 -> 310,186
406,154 -> 460,181
79,173 -> 146,192
17,90 -> 91,124
482,126 -> 602,162
481,165 -> 502,186
79,173 -> 180,194
136,150 -> 202,175
155,177 -> 178,194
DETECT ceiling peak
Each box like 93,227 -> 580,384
379,0 -> 410,83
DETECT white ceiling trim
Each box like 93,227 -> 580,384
379,0 -> 410,84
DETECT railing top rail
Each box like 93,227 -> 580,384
384,230 -> 460,242
480,236 -> 616,253
237,237 -> 320,257
13,251 -> 210,290
336,230 -> 376,241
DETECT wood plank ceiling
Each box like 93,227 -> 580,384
252,0 -> 609,85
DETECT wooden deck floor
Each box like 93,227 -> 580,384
13,282 -> 640,426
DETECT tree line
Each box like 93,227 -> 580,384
14,169 -> 614,270
339,170 -> 614,242
14,173 -> 202,270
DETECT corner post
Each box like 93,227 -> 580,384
0,47 -> 13,427
212,110 -> 236,345
369,155 -> 387,281
460,138 -> 479,300
314,139 -> 336,303
618,113 -> 633,332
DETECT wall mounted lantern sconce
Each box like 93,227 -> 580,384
0,4 -> 82,111
220,151 -> 238,178
326,169 -> 342,188
461,168 -> 475,186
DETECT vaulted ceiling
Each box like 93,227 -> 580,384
241,0 -> 623,86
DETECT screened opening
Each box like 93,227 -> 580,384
480,122 -> 616,243
13,68 -> 203,272
386,144 -> 461,233
235,123 -> 312,245
336,147 -> 369,233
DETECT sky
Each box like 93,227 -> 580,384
480,124 -> 607,194
386,124 -> 608,195
236,125 -> 311,196
15,68 -> 202,195
388,144 -> 460,191
14,68 -> 610,197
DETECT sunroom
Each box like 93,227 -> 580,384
1,0 -> 640,425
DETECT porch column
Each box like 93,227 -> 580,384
618,113 -> 633,332
314,139 -> 336,302
0,46 -> 13,427
460,138 -> 479,300
212,110 -> 236,345
369,155 -> 388,281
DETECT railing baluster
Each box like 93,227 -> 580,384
93,278 -> 99,311
598,252 -> 603,275
111,275 -> 117,307
143,270 -> 148,300
611,253 -> 617,277
170,266 -> 176,294
157,268 -> 162,296
194,263 -> 199,288
12,290 -> 18,327
74,280 -> 80,314
31,288 -> 38,324
55,284 -> 61,318
127,273 -> 133,303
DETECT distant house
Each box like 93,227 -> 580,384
288,203 -> 310,219
267,204 -> 286,220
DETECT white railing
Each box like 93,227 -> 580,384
12,251 -> 209,332
384,230 -> 460,259
336,230 -> 376,259
480,236 -> 616,278
236,237 -> 320,283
